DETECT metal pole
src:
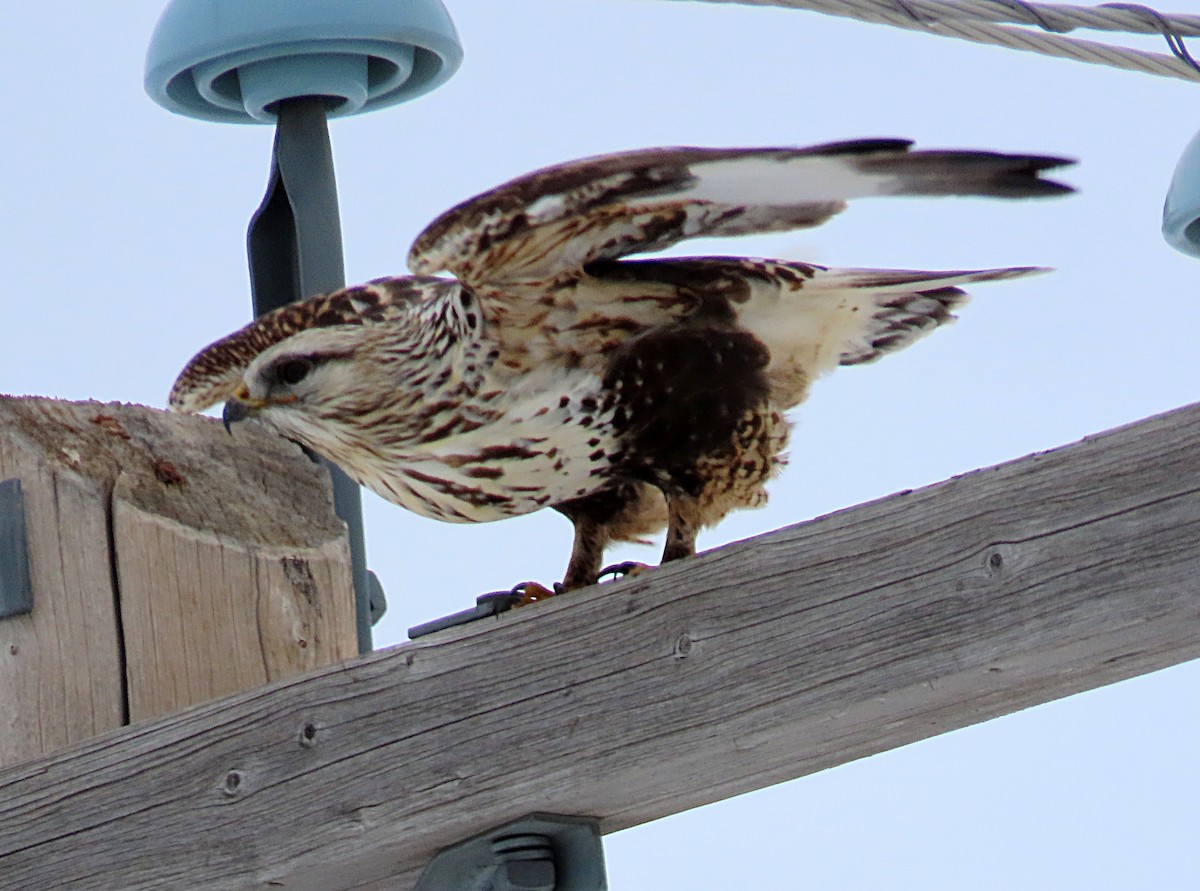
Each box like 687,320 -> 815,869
246,97 -> 378,653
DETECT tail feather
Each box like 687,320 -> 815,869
711,260 -> 1046,407
838,284 -> 968,366
816,265 -> 1047,292
592,257 -> 1044,403
806,265 -> 1047,369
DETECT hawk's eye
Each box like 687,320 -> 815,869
275,358 -> 313,386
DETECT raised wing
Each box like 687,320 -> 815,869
168,276 -> 452,413
408,139 -> 1073,287
580,257 -> 1045,407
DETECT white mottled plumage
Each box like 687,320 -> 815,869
171,139 -> 1072,590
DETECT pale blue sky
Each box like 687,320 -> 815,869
2,1 -> 1198,888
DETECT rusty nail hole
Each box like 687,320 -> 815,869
153,459 -> 187,486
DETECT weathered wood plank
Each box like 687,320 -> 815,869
114,504 -> 357,721
0,442 -> 124,766
0,397 -> 357,762
1,401 -> 1199,890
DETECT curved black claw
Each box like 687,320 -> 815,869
599,561 -> 651,582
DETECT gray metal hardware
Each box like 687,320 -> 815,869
247,96 -> 378,653
0,479 -> 33,620
414,813 -> 606,891
407,588 -> 527,638
367,569 -> 387,626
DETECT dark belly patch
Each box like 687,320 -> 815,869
603,325 -> 773,494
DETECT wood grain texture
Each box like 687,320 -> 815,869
0,440 -> 124,766
114,504 -> 357,721
0,397 -> 357,763
1,401 -> 1199,890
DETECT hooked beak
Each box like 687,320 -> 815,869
222,398 -> 250,434
222,384 -> 266,434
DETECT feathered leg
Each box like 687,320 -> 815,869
590,489 -> 700,587
561,514 -> 611,591
554,483 -> 650,590
662,492 -> 701,563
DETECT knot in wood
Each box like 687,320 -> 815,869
299,721 -> 319,747
673,631 -> 693,659
222,769 -> 245,797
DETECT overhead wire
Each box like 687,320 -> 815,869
686,1 -> 1200,81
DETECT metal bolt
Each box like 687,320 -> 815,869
491,834 -> 555,891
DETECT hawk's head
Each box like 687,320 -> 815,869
219,324 -> 404,456
168,275 -> 453,417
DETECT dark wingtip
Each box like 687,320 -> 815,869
800,137 -> 916,157
868,149 -> 1078,199
1023,153 -> 1077,191
996,156 -> 1077,197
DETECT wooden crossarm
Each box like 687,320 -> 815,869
2,402 -> 1199,890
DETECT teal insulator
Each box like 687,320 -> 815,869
144,0 -> 462,124
1163,131 -> 1200,258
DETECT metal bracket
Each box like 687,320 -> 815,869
408,565 -> 640,638
413,813 -> 607,891
367,569 -> 387,626
0,479 -> 33,619
246,96 -> 380,653
407,588 -> 524,639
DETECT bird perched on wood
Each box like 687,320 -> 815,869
170,138 -> 1072,592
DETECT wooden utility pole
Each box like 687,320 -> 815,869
0,397 -> 357,767
1,400 -> 1197,890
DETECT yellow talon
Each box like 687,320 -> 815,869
514,582 -> 558,606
